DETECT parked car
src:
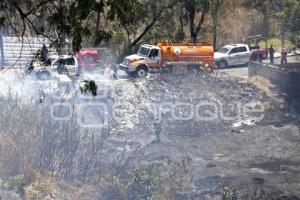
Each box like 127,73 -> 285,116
214,44 -> 251,68
296,44 -> 300,55
50,55 -> 79,76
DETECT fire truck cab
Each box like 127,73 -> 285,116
119,44 -> 161,77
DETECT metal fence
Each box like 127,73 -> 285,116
0,36 -> 54,68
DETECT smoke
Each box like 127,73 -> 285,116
0,69 -> 58,104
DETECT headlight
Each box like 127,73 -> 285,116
124,59 -> 137,65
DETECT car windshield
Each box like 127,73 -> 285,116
218,47 -> 230,54
137,47 -> 151,57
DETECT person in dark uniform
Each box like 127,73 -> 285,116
41,44 -> 48,62
269,45 -> 275,64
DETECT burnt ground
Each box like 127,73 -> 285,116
95,71 -> 300,199
0,69 -> 299,199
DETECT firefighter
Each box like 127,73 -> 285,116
41,44 -> 48,62
111,64 -> 118,80
281,48 -> 288,64
57,58 -> 67,74
153,118 -> 161,143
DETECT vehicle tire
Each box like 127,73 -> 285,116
218,60 -> 228,69
57,65 -> 68,75
187,65 -> 199,75
36,70 -> 51,80
161,67 -> 168,74
166,65 -> 173,74
135,65 -> 148,78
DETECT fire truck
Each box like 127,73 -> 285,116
119,42 -> 214,77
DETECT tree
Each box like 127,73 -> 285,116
284,0 -> 300,32
113,0 -> 176,61
181,0 -> 211,43
0,0 -> 140,52
210,0 -> 227,49
243,0 -> 287,48
284,0 -> 300,46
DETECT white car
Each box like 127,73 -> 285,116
296,44 -> 300,55
214,44 -> 251,68
50,55 -> 79,76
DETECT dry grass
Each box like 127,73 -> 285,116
25,176 -> 60,200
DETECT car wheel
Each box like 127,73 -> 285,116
57,65 -> 68,75
165,65 -> 174,74
36,70 -> 51,80
218,60 -> 228,69
136,66 -> 148,78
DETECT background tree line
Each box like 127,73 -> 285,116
0,0 -> 299,57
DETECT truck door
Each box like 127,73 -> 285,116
65,57 -> 77,73
147,49 -> 160,68
238,46 -> 251,64
228,47 -> 240,65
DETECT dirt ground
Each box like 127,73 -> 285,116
0,69 -> 299,199
102,73 -> 300,199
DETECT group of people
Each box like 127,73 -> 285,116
268,45 -> 288,64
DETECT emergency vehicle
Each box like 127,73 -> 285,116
214,44 -> 251,68
119,42 -> 214,77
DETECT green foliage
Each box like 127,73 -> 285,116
284,0 -> 300,32
0,0 -> 143,52
132,165 -> 158,199
222,187 -> 238,200
0,17 -> 4,27
259,38 -> 293,50
289,33 -> 300,46
180,0 -> 211,42
5,176 -> 28,191
109,0 -> 142,27
1,0 -> 298,55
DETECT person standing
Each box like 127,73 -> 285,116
111,64 -> 118,80
41,44 -> 48,62
269,45 -> 275,64
0,27 -> 4,67
153,118 -> 162,144
281,48 -> 288,64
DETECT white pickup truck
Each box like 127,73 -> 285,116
50,55 -> 79,76
214,44 -> 251,68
